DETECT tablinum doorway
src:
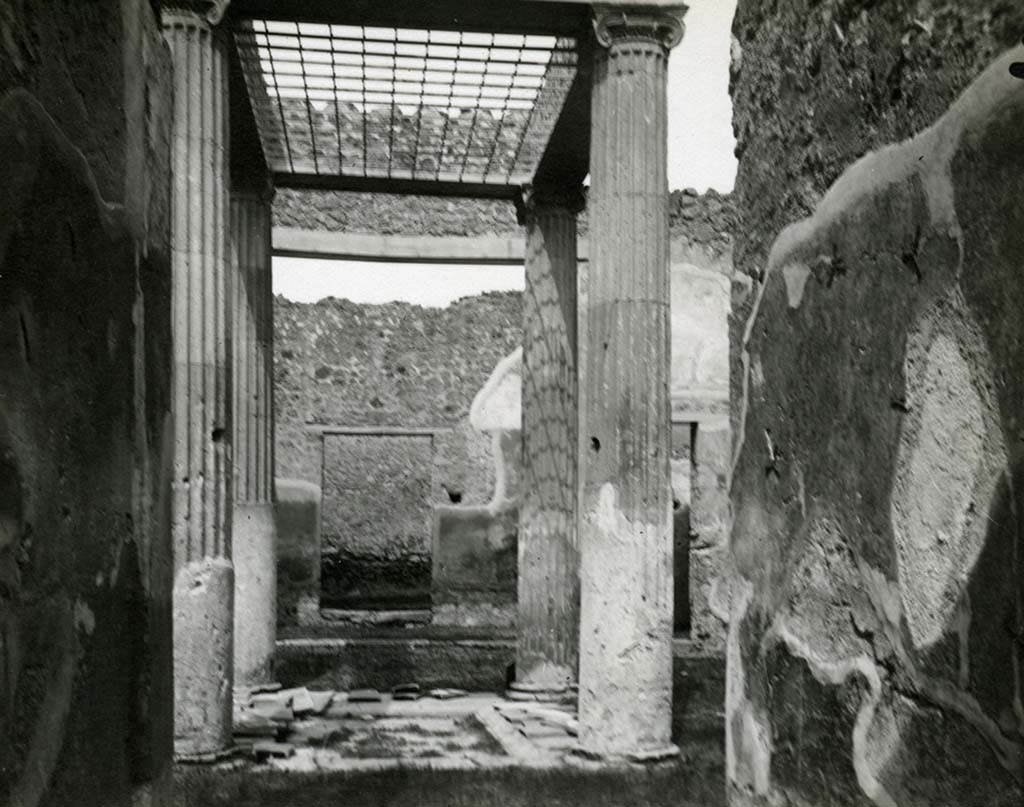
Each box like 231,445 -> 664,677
320,431 -> 434,610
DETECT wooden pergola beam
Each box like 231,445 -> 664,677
226,0 -> 591,37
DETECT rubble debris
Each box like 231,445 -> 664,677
247,686 -> 335,716
275,687 -> 316,714
428,688 -> 468,700
392,683 -> 421,701
307,690 -> 334,714
495,701 -> 579,736
251,741 -> 295,760
247,701 -> 294,722
348,688 -> 383,703
233,710 -> 284,739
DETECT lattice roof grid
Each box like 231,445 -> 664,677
234,20 -> 578,189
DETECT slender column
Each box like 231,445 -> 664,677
511,185 -> 584,699
163,1 -> 234,758
577,6 -> 685,759
230,184 -> 278,685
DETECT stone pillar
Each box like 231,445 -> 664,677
511,185 -> 583,699
163,1 -> 234,759
577,6 -> 684,759
230,184 -> 277,685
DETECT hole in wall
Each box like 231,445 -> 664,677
590,436 -> 601,453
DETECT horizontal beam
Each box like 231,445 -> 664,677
276,228 -> 522,264
227,1 -> 591,37
305,425 -> 451,437
273,227 -> 594,264
274,171 -> 522,200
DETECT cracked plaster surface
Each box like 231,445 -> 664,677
726,44 -> 1024,806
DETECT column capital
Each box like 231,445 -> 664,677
162,1 -> 231,25
592,5 -> 686,51
515,183 -> 587,225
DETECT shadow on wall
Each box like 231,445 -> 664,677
0,77 -> 174,807
726,44 -> 1024,807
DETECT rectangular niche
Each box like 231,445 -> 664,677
320,432 -> 434,609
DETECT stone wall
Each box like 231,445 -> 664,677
274,292 -> 522,606
728,2 -> 1024,803
275,186 -> 736,243
0,2 -> 174,805
275,291 -> 521,496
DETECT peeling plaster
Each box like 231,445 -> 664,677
731,47 -> 1024,488
781,262 -> 812,309
728,43 -> 1024,805
725,582 -> 772,798
770,619 -> 898,807
73,598 -> 96,636
891,330 -> 990,649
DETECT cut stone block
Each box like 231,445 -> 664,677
348,689 -> 383,703
252,741 -> 295,760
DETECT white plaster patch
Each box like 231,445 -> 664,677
725,582 -> 773,797
73,598 -> 95,636
594,482 -> 624,537
781,261 -> 812,309
469,347 -> 522,432
892,332 -> 987,649
772,620 -> 898,807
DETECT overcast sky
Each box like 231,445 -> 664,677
274,0 -> 738,306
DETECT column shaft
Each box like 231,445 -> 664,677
577,8 -> 684,758
513,188 -> 581,697
164,8 -> 234,758
230,191 -> 278,685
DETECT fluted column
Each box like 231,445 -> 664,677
577,6 -> 685,759
164,1 -> 234,759
230,184 -> 277,685
511,184 -> 584,699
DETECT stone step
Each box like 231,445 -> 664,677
275,635 -> 516,692
274,633 -> 726,725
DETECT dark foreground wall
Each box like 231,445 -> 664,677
728,2 -> 1024,803
0,2 -> 174,806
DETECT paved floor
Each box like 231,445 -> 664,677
229,690 -> 653,773
176,687 -> 726,807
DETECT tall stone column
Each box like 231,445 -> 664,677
163,1 -> 234,759
230,184 -> 277,685
511,184 -> 584,699
577,7 -> 684,759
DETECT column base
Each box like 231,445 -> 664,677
509,660 -> 575,701
232,501 -> 277,685
507,682 -> 576,703
173,557 -> 234,758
